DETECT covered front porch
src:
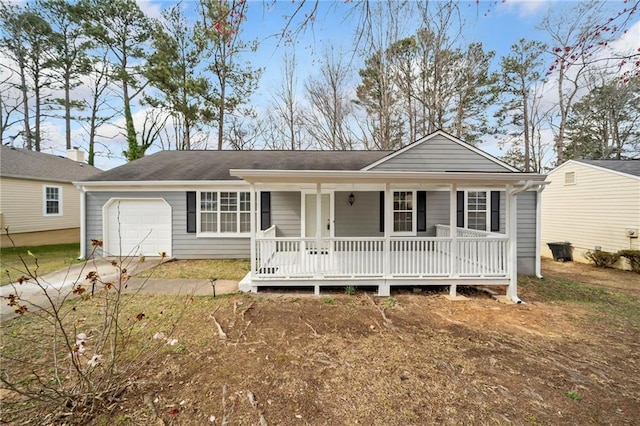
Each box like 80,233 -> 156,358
231,169 -> 544,302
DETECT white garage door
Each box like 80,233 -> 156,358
105,199 -> 172,257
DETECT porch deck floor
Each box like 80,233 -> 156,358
256,249 -> 507,280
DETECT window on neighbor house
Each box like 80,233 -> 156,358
43,186 -> 61,216
199,191 -> 251,234
393,191 -> 414,234
467,191 -> 487,231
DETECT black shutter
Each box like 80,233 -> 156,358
490,191 -> 500,232
379,191 -> 385,233
260,192 -> 271,230
417,191 -> 427,232
186,191 -> 197,233
456,191 -> 465,228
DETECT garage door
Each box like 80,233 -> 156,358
105,199 -> 172,257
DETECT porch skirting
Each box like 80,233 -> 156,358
239,275 -> 510,296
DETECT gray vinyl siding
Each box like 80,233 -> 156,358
270,191 -> 301,237
85,191 -> 249,259
335,191 -> 383,237
516,191 -> 537,275
371,135 -> 510,172
425,191 -> 450,236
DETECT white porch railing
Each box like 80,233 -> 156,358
255,235 -> 508,279
435,224 -> 501,238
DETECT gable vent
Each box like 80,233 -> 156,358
564,171 -> 576,185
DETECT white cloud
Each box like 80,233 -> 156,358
498,0 -> 552,18
136,0 -> 164,20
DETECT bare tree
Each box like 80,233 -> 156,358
540,0 -> 638,165
304,46 -> 358,150
0,69 -> 21,144
267,50 -> 304,150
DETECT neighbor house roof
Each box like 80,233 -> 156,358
84,150 -> 393,182
574,159 -> 640,178
0,145 -> 102,182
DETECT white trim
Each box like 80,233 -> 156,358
390,190 -> 417,236
300,189 -> 334,238
464,190 -> 491,232
196,190 -> 252,237
79,186 -> 86,259
43,185 -> 63,216
230,169 -> 544,185
73,180 -> 249,188
360,130 -> 520,172
551,159 -> 640,181
102,197 -> 172,257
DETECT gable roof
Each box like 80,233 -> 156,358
85,150 -> 393,182
573,159 -> 640,178
362,130 -> 520,172
1,145 -> 102,182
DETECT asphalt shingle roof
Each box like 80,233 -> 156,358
576,159 -> 640,178
0,145 -> 102,182
85,150 -> 394,182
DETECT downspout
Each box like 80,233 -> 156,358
534,184 -> 547,279
79,185 -> 87,260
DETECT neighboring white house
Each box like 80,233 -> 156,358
75,130 -> 546,302
0,146 -> 101,248
541,159 -> 640,268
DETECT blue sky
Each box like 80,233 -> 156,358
11,0 -> 637,170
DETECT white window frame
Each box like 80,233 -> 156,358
197,190 -> 251,237
464,190 -> 490,231
43,185 -> 62,217
391,190 -> 416,236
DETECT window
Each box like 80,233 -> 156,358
393,191 -> 414,234
199,191 -> 251,235
43,186 -> 62,216
564,171 -> 576,185
467,191 -> 487,231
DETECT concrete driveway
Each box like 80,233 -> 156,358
0,257 -> 238,322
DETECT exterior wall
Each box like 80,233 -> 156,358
1,227 -> 79,248
270,191 -> 301,237
371,134 -> 510,172
516,191 -> 537,275
335,191 -> 383,237
0,177 -> 82,245
541,162 -> 640,265
425,191 -> 450,236
86,191 -> 249,259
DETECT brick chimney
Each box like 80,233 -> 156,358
67,147 -> 85,163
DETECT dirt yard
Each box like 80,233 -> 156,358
1,261 -> 639,425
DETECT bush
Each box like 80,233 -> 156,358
618,250 -> 640,273
585,249 -> 620,268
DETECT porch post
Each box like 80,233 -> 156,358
379,183 -> 392,296
449,183 -> 458,298
250,183 -> 257,279
506,184 -> 519,301
315,183 -> 322,294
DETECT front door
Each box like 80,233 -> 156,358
304,194 -> 331,238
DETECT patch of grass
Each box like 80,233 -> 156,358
384,297 -> 396,308
566,390 -> 581,401
323,297 -> 336,305
344,285 -> 356,295
136,259 -> 250,281
0,243 -> 81,286
519,274 -> 640,325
